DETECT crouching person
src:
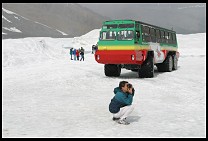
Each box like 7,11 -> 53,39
109,81 -> 135,125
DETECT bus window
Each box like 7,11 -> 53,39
150,28 -> 156,43
168,33 -> 173,44
142,26 -> 150,42
100,31 -> 116,40
156,29 -> 161,43
118,24 -> 134,28
160,30 -> 165,43
118,30 -> 134,40
172,33 -> 176,44
100,32 -> 106,40
102,24 -> 117,29
127,31 -> 134,39
165,31 -> 169,44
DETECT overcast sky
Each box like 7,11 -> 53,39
79,3 -> 206,19
79,3 -> 206,34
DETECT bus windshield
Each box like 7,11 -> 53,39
100,31 -> 116,40
102,24 -> 117,29
117,30 -> 134,40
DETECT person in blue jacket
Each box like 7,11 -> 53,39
73,48 -> 76,61
109,81 -> 135,125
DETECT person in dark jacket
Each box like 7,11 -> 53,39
69,48 -> 73,60
109,81 -> 135,125
80,47 -> 85,61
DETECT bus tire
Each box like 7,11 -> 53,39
104,64 -> 121,77
157,55 -> 173,72
138,55 -> 154,78
131,69 -> 138,72
172,54 -> 178,70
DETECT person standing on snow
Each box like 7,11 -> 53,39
70,48 -> 73,60
109,81 -> 135,125
73,48 -> 77,61
80,47 -> 85,61
76,49 -> 80,60
92,45 -> 95,54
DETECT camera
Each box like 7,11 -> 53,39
127,83 -> 132,88
127,83 -> 135,95
132,88 -> 135,94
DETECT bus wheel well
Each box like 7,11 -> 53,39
167,51 -> 177,56
147,51 -> 154,58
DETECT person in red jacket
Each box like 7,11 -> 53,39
76,49 -> 80,61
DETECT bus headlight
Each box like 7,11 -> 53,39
97,55 -> 100,60
131,55 -> 135,60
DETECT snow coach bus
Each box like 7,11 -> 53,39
94,19 -> 179,78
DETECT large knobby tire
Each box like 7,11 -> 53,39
157,55 -> 173,72
104,64 -> 121,77
131,69 -> 139,72
138,55 -> 154,78
172,54 -> 178,70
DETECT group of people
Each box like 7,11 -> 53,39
69,47 -> 85,61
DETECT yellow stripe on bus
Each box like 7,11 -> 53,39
161,46 -> 178,51
98,45 -> 178,51
98,45 -> 149,50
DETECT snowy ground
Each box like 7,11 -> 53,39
2,30 -> 206,137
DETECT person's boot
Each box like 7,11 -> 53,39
112,117 -> 120,121
117,118 -> 130,125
